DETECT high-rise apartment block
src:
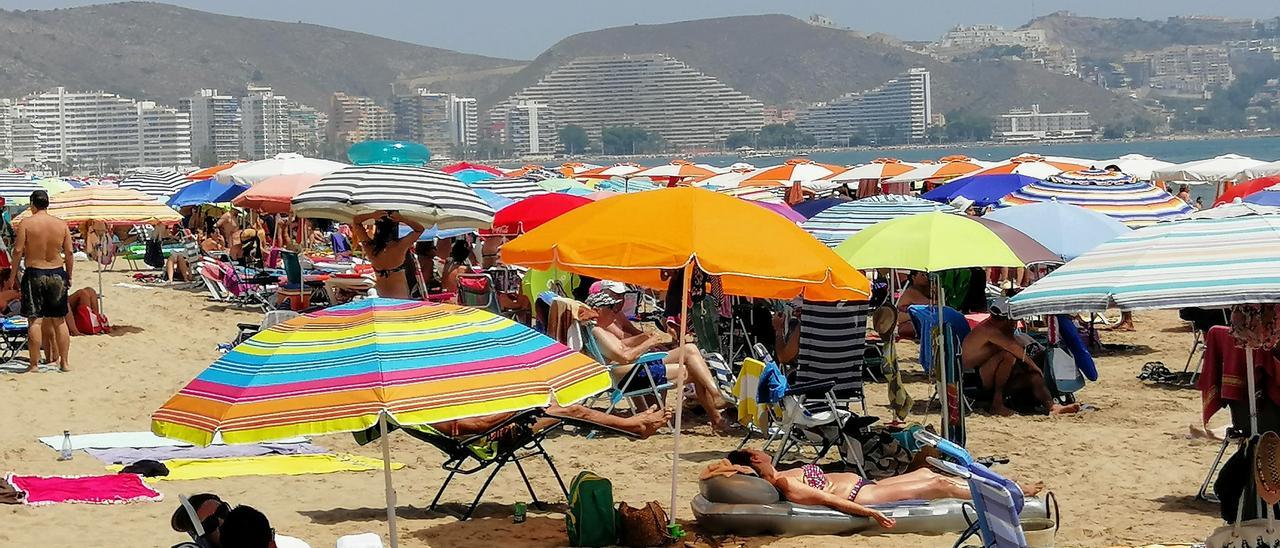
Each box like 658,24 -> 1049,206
501,54 -> 765,148
795,68 -> 932,145
329,92 -> 393,150
392,90 -> 477,156
240,85 -> 293,160
12,87 -> 191,170
288,103 -> 326,158
489,100 -> 559,156
180,89 -> 241,165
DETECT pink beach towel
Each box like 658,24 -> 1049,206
5,473 -> 163,506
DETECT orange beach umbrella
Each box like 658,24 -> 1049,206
186,160 -> 245,181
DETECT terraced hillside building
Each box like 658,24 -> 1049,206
502,54 -> 765,148
795,68 -> 932,146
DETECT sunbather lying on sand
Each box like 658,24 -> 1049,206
726,449 -> 1044,529
431,404 -> 673,440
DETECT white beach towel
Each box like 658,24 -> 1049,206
38,431 -> 308,451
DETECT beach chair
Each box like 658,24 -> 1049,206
795,300 -> 870,415
577,320 -> 672,415
915,429 -> 1037,548
225,310 -> 301,351
457,273 -> 502,315
1177,307 -> 1230,384
0,316 -> 28,363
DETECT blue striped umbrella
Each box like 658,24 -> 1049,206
594,178 -> 659,193
470,176 -> 546,200
1009,213 -> 1280,317
999,170 -> 1192,227
802,195 -> 958,248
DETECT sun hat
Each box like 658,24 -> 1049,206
585,291 -> 623,308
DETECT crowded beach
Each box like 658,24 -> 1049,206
3,144 -> 1280,547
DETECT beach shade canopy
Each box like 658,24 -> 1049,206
1098,154 -> 1174,181
14,186 -> 182,226
1150,154 -> 1266,184
751,200 -> 806,223
502,187 -> 870,302
827,158 -> 918,183
535,177 -> 592,193
983,200 -> 1130,261
1215,176 -> 1280,206
292,165 -> 495,229
0,170 -> 41,204
470,176 -> 547,200
152,299 -> 609,444
791,197 -> 850,219
119,168 -> 188,199
186,161 -> 245,181
834,210 -> 1023,272
578,163 -> 643,180
922,173 -> 1043,207
215,153 -> 348,187
167,178 -> 249,208
803,195 -> 957,248
231,173 -> 323,214
965,154 -> 1085,180
1009,212 -> 1280,317
887,156 -> 991,183
1233,160 -> 1280,182
998,169 -> 1193,227
630,160 -> 718,184
441,161 -> 503,184
347,140 -> 431,166
739,158 -> 844,187
491,193 -> 592,235
969,217 -> 1062,265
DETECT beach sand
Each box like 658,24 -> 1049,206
0,267 -> 1229,547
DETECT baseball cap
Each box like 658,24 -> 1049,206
593,280 -> 628,295
989,297 -> 1011,318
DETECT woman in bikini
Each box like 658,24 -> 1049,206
350,211 -> 425,299
726,448 -> 1041,528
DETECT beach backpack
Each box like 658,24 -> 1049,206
73,305 -> 110,335
566,471 -> 618,547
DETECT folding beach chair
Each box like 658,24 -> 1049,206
457,273 -> 502,315
795,300 -> 870,415
915,430 -> 1037,548
0,316 -> 28,363
224,310 -> 301,351
578,320 -> 672,415
1177,307 -> 1229,384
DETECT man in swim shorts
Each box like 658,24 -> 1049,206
961,299 -> 1080,416
12,190 -> 74,372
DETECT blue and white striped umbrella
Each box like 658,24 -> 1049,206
0,171 -> 40,204
1009,212 -> 1280,317
470,176 -> 546,200
594,178 -> 659,193
802,194 -> 958,248
120,169 -> 188,199
292,165 -> 494,229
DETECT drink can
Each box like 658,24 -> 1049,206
513,501 -> 527,523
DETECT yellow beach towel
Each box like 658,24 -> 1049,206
108,453 -> 405,481
733,358 -> 766,430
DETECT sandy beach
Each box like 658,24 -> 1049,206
0,266 -> 1227,547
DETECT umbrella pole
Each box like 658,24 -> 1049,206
379,412 -> 399,548
667,265 -> 692,532
933,275 -> 947,439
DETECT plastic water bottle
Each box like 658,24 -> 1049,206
57,430 -> 73,461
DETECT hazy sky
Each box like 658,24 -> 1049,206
5,1 -> 1278,59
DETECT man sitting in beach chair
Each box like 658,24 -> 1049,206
587,281 -> 729,432
961,300 -> 1081,416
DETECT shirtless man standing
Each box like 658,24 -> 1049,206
12,190 -> 74,372
960,300 -> 1080,416
214,208 -> 242,262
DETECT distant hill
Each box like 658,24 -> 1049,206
486,14 -> 1148,121
0,2 -> 524,108
1025,12 -> 1274,59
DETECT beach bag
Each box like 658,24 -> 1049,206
617,501 -> 671,547
1207,467 -> 1280,547
73,306 -> 110,335
566,471 -> 618,547
143,238 -> 165,269
859,429 -> 912,479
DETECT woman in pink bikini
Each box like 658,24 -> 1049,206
727,448 -> 990,529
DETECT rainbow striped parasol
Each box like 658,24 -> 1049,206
152,299 -> 610,446
999,169 -> 1192,227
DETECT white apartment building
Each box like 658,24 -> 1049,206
994,104 -> 1093,142
180,89 -> 241,165
240,85 -> 293,160
13,87 -> 191,170
503,54 -> 765,148
0,99 -> 11,161
1126,46 -> 1235,95
392,90 -> 477,155
489,100 -> 559,156
288,103 -> 326,158
795,69 -> 932,145
329,92 -> 394,149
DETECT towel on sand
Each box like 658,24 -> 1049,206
86,442 -> 327,465
38,431 -> 309,451
108,454 -> 404,481
5,473 -> 163,506
699,459 -> 756,480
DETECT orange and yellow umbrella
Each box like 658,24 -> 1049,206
15,186 -> 182,226
502,187 -> 869,301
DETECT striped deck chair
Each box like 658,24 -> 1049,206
916,430 -> 1032,548
795,300 -> 869,414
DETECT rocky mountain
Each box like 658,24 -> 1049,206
484,14 -> 1148,121
0,2 -> 524,108
1025,11 -> 1278,59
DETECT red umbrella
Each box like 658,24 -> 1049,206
490,194 -> 592,235
440,161 -> 503,177
1214,176 -> 1280,206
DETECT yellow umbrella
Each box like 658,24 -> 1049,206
503,187 -> 868,532
14,186 -> 181,226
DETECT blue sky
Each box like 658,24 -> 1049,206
5,1 -> 1277,59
